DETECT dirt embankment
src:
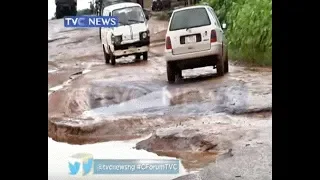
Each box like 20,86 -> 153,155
49,113 -> 197,145
135,112 -> 271,170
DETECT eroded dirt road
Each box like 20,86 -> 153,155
48,17 -> 272,180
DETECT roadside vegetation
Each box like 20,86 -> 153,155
201,0 -> 272,66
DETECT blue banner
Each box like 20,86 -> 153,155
64,16 -> 119,28
93,159 -> 180,174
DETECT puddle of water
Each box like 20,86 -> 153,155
83,89 -> 171,119
49,79 -> 74,92
49,85 -> 64,92
48,69 -> 58,73
48,136 -> 189,180
82,69 -> 92,74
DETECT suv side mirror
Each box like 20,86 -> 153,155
222,23 -> 227,29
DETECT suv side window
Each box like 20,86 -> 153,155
208,7 -> 222,28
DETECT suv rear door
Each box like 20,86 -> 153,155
168,7 -> 212,55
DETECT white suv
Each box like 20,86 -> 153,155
101,2 -> 150,65
164,5 -> 229,83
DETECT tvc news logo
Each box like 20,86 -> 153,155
64,16 -> 119,28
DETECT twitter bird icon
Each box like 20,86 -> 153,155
83,158 -> 93,175
68,153 -> 94,176
68,161 -> 80,175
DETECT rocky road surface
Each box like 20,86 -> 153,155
48,17 -> 272,180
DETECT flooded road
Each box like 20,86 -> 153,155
48,17 -> 272,180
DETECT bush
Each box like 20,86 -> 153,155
201,0 -> 272,66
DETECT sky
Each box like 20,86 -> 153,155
48,0 -> 92,19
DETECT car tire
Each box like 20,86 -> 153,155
177,68 -> 182,78
143,52 -> 148,60
103,45 -> 110,64
224,52 -> 229,73
110,54 -> 116,65
216,56 -> 224,76
167,62 -> 175,83
107,46 -> 116,65
135,54 -> 141,60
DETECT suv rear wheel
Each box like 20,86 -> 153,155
177,68 -> 182,78
135,54 -> 141,60
167,62 -> 175,83
143,52 -> 148,60
216,56 -> 224,76
224,52 -> 229,73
